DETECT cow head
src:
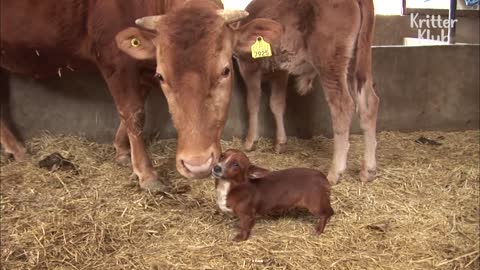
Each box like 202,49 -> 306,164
116,3 -> 282,179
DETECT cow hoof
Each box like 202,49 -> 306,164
115,154 -> 131,167
15,148 -> 28,161
130,173 -> 139,181
244,141 -> 257,152
139,174 -> 167,193
360,168 -> 377,183
3,146 -> 28,161
274,143 -> 287,154
141,179 -> 167,193
327,171 -> 341,185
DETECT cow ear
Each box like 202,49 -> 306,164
233,18 -> 283,55
247,165 -> 271,180
116,27 -> 156,60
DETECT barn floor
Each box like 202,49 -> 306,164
1,131 -> 479,270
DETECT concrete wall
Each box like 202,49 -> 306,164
4,45 -> 479,143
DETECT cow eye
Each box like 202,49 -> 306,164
221,67 -> 230,78
154,73 -> 165,83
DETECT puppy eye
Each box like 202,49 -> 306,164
154,73 -> 165,83
219,153 -> 225,160
231,161 -> 239,168
221,67 -> 230,78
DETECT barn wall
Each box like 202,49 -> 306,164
6,44 -> 479,143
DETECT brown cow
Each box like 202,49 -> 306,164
0,0 -> 282,191
235,0 -> 379,184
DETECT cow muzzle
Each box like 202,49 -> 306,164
177,151 -> 217,179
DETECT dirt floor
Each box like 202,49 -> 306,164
1,131 -> 479,270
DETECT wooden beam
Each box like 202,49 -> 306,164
448,0 -> 457,44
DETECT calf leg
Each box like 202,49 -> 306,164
269,71 -> 288,154
356,79 -> 379,182
0,70 -> 26,160
238,63 -> 262,152
99,65 -> 164,192
313,48 -> 355,185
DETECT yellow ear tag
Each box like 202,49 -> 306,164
131,38 -> 141,48
251,36 -> 272,59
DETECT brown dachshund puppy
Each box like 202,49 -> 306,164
212,149 -> 334,241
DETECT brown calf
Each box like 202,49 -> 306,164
236,0 -> 379,184
212,149 -> 334,241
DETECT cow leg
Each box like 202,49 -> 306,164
0,70 -> 27,160
0,119 -> 27,160
114,83 -> 151,167
239,63 -> 262,152
100,66 -> 164,192
269,71 -> 288,154
313,50 -> 355,185
113,121 -> 131,166
356,79 -> 379,182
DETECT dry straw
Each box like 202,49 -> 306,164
1,131 -> 478,269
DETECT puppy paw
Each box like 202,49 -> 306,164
314,228 -> 325,236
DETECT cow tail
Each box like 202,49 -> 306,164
354,0 -> 375,94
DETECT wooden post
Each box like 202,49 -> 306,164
448,0 -> 457,44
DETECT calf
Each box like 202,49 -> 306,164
212,149 -> 333,241
236,0 -> 379,185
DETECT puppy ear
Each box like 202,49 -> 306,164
247,165 -> 271,180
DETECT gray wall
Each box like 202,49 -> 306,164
6,44 -> 479,143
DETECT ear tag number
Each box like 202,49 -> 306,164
251,36 -> 272,59
131,38 -> 141,48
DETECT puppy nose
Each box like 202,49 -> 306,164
213,165 -> 222,174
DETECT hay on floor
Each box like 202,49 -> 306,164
1,131 -> 479,269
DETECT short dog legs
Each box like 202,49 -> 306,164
233,214 -> 255,242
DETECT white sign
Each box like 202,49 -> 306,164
222,0 -> 252,10
410,13 -> 458,42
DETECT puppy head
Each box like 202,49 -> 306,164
212,149 -> 270,182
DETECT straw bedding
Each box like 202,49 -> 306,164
1,130 -> 478,269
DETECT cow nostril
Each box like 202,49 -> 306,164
181,155 -> 214,175
213,165 -> 222,174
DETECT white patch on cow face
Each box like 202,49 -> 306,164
216,180 -> 232,213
